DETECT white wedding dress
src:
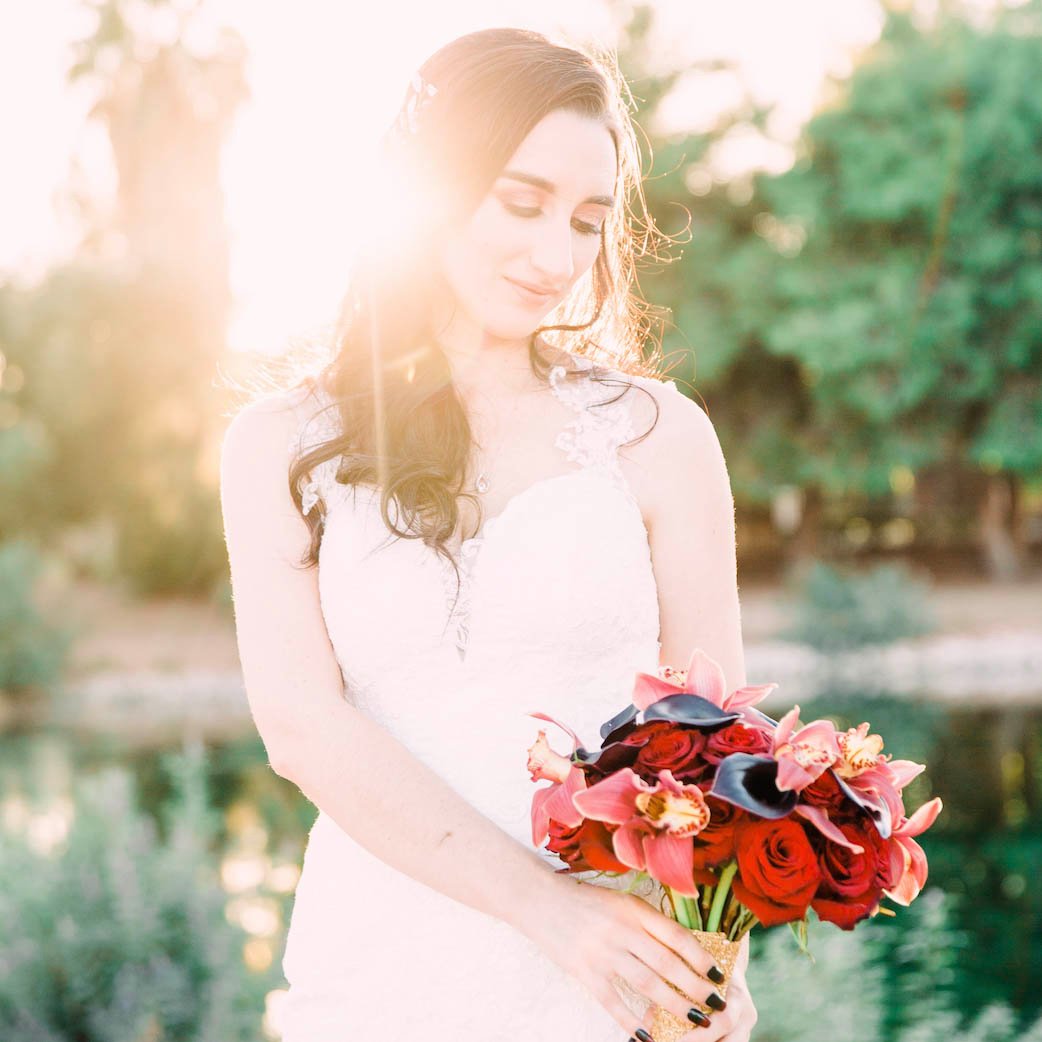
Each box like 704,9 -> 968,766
277,355 -> 680,1041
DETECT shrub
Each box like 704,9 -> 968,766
0,538 -> 73,697
781,559 -> 936,652
748,888 -> 1042,1041
0,742 -> 277,1041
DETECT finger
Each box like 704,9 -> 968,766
620,950 -> 728,1033
736,931 -> 751,974
629,935 -> 727,1015
705,971 -> 754,1041
634,903 -> 727,985
590,972 -> 654,1041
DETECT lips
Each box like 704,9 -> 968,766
505,276 -> 558,305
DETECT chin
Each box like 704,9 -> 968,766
479,313 -> 546,342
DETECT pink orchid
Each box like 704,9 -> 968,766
632,648 -> 778,718
884,796 -> 944,905
525,712 -> 589,848
527,729 -> 573,785
843,756 -> 927,826
772,704 -> 842,792
571,766 -> 710,896
834,722 -> 886,779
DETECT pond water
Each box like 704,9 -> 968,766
1,691 -> 1040,1037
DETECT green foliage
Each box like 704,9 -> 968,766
749,889 -> 1042,1041
0,743 -> 276,1041
781,559 -> 936,652
748,907 -> 886,1041
760,5 -> 1042,488
0,258 -> 230,596
0,416 -> 55,537
637,2 -> 1042,528
0,539 -> 73,696
114,475 -> 230,598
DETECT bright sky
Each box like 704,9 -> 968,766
1,0 -> 887,354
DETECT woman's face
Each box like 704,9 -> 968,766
436,108 -> 617,343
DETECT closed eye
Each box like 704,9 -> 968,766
501,201 -> 604,237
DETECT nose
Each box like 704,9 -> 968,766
528,213 -> 575,289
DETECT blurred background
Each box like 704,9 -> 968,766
1,0 -> 1039,1039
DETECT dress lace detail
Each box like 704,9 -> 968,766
277,359 -> 676,1041
286,385 -> 343,517
438,355 -> 644,663
551,359 -> 638,489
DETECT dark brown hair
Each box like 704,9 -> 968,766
279,27 -> 681,590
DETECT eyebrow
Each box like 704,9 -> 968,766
499,169 -> 615,208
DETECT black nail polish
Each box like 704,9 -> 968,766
706,991 -> 727,1011
687,1008 -> 711,1026
635,1030 -> 655,1042
707,964 -> 726,984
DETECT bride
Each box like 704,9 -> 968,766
220,26 -> 758,1042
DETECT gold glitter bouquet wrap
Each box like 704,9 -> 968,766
611,929 -> 742,1042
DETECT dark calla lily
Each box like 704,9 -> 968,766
709,753 -> 798,819
598,703 -> 639,742
601,718 -> 640,747
643,694 -> 742,732
833,769 -> 893,839
571,740 -> 641,773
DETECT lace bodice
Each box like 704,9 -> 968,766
278,355 -> 684,1040
289,355 -> 675,662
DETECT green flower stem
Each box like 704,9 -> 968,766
701,881 -> 714,923
705,861 -> 738,933
689,893 -> 704,931
668,887 -> 694,928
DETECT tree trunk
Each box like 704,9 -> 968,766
787,484 -> 824,568
978,472 -> 1023,580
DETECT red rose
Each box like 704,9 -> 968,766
546,819 -> 584,864
802,770 -> 846,811
810,815 -> 895,930
618,721 -> 675,747
546,818 -> 629,873
731,818 -> 822,927
583,723 -> 673,784
704,722 -> 773,765
634,727 -> 707,780
692,796 -> 749,870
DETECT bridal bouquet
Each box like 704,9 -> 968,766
525,648 -> 943,1040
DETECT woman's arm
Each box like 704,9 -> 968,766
218,396 -> 558,933
642,385 -> 759,1041
645,391 -> 747,692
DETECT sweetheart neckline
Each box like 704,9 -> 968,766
437,467 -> 655,663
450,465 -> 645,558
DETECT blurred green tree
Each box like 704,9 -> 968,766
0,0 -> 247,594
760,2 -> 1042,577
632,0 -> 1042,576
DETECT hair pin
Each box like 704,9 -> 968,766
395,71 -> 438,137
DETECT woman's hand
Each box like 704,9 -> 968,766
687,932 -> 757,1041
519,873 -> 757,1040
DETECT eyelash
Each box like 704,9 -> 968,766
501,201 -> 604,237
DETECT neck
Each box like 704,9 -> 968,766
439,336 -> 572,401
427,288 -> 573,397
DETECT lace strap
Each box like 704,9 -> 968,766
285,384 -> 345,517
549,357 -> 675,489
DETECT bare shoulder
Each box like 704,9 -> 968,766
220,387 -> 311,486
223,387 -> 306,454
609,368 -> 728,527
